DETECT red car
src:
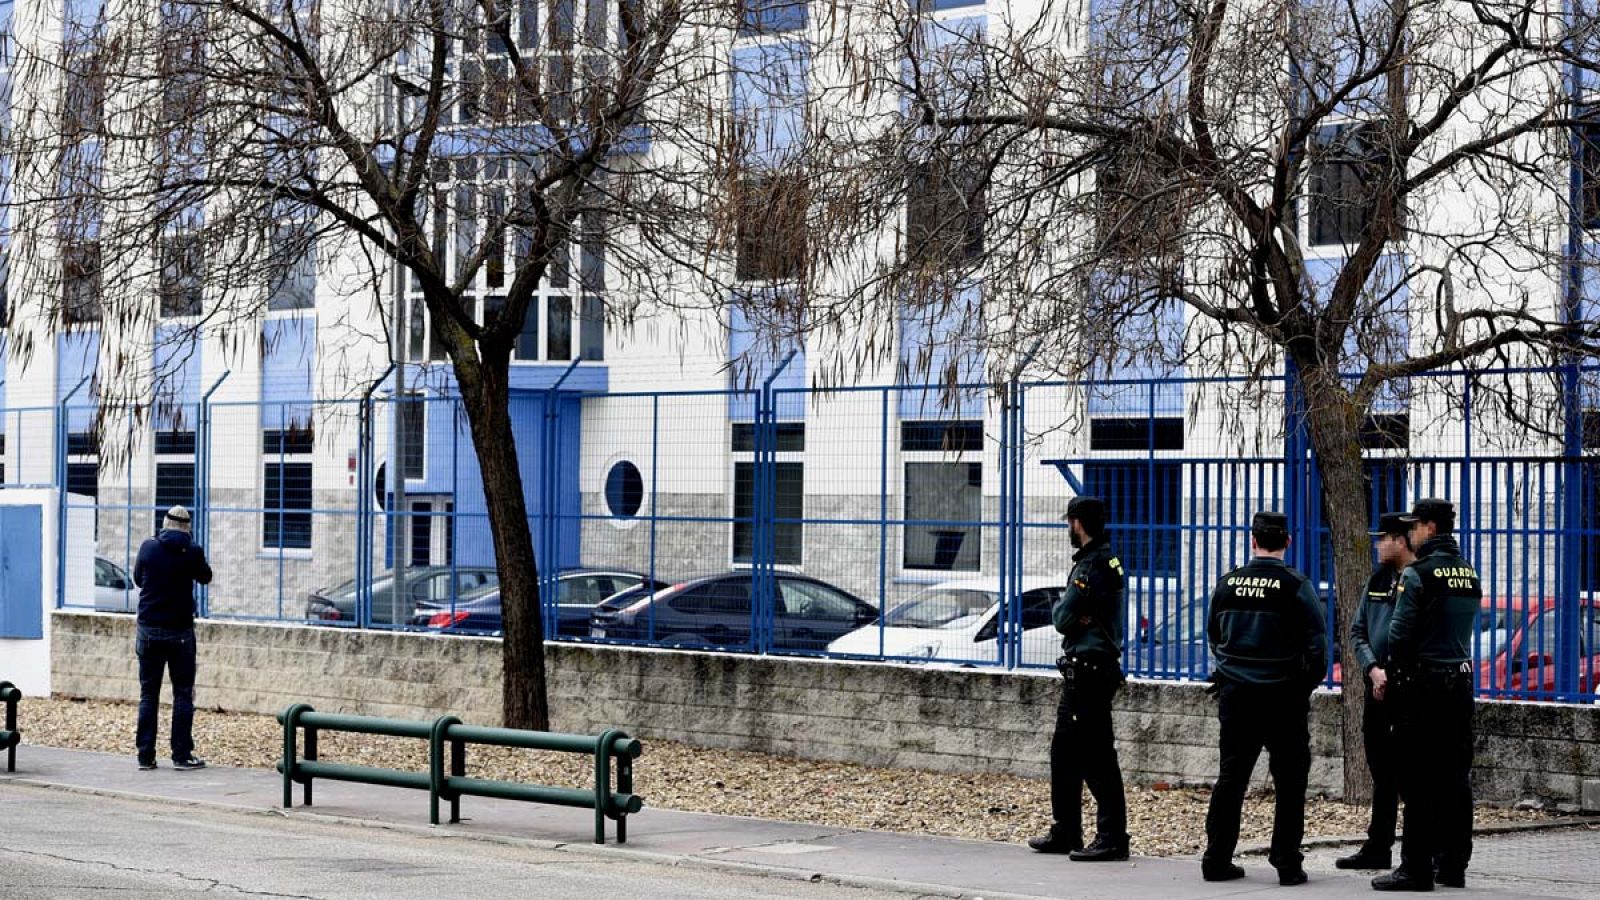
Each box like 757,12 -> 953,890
1476,597 -> 1600,698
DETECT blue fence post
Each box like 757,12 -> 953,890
997,380 -> 1012,668
543,360 -> 582,641
358,366 -> 395,629
756,352 -> 797,654
195,370 -> 231,618
1560,361 -> 1584,700
56,375 -> 92,609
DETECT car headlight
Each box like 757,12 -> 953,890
904,642 -> 941,660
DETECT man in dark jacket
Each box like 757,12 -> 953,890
1337,511 -> 1415,871
133,505 -> 212,771
1202,510 -> 1327,887
1373,499 -> 1480,892
1027,496 -> 1129,861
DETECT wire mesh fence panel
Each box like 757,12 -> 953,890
574,389 -> 763,651
199,398 -> 363,624
34,361 -> 1600,704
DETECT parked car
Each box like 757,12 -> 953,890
826,576 -> 1068,665
94,556 -> 135,613
413,569 -> 669,636
1478,597 -> 1600,697
305,566 -> 498,626
589,572 -> 878,651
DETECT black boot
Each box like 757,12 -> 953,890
1026,829 -> 1082,854
1068,836 -> 1130,862
1372,868 -> 1435,892
1337,846 -> 1394,870
1202,862 -> 1246,882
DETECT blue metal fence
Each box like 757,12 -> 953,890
14,364 -> 1600,704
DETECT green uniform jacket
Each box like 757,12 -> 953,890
1052,536 -> 1125,661
1207,556 -> 1328,686
1388,536 -> 1481,667
1349,566 -> 1399,677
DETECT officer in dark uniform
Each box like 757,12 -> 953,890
1027,495 -> 1129,861
1373,498 -> 1480,892
1337,511 -> 1415,871
1201,510 -> 1327,887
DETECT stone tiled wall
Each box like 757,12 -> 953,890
50,611 -> 1598,807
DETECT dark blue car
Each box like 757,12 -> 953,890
413,569 -> 666,636
587,572 -> 878,652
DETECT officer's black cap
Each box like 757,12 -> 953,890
1066,496 -> 1108,529
1251,510 -> 1288,536
1371,511 -> 1410,537
1399,498 -> 1454,526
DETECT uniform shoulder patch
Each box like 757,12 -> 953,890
1107,557 -> 1123,571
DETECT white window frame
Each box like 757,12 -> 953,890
898,420 -> 983,576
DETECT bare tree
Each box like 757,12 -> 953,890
0,0 -> 774,729
728,0 -> 1600,797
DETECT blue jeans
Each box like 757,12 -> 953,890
135,627 -> 196,762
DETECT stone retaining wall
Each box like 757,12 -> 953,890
49,611 -> 1598,807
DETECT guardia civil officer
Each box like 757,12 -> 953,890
1201,510 -> 1327,887
1372,498 -> 1480,892
1027,495 -> 1130,861
1337,511 -> 1416,871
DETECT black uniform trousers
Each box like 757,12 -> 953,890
1393,672 -> 1474,881
1048,664 -> 1128,846
1204,681 -> 1312,871
1361,686 -> 1401,852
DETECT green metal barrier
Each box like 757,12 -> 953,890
0,681 -> 21,773
276,704 -> 642,844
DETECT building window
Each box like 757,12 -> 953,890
906,155 -> 985,267
402,158 -> 595,363
1089,417 -> 1185,452
902,420 -> 982,571
262,429 -> 313,550
731,425 -> 804,566
734,172 -> 809,282
159,231 -> 204,317
1578,105 -> 1600,230
153,459 -> 195,533
62,241 -> 102,324
1308,122 -> 1402,247
740,0 -> 807,35
605,461 -> 643,518
1095,146 -> 1185,261
268,221 -> 316,311
1083,461 -> 1181,578
398,394 -> 425,481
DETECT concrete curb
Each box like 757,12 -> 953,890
1,776 -> 1057,900
1237,817 -> 1600,857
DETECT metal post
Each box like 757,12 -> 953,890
542,359 -> 582,640
756,352 -> 797,653
57,375 -> 92,610
358,366 -> 395,628
195,371 -> 230,617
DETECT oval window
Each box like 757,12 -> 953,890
605,461 -> 644,518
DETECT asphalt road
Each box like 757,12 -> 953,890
0,784 -> 910,900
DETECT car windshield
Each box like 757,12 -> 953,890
884,589 -> 996,629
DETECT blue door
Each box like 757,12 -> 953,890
0,505 -> 44,639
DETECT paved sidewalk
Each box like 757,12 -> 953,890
3,745 -> 1592,899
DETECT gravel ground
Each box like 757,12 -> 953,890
18,696 -> 1553,858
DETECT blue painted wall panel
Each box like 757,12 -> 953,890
0,504 -> 43,639
153,325 -> 200,431
55,331 -> 99,433
898,281 -> 984,420
260,317 -> 314,429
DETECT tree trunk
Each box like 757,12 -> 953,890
1295,362 -> 1374,803
455,361 -> 549,730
